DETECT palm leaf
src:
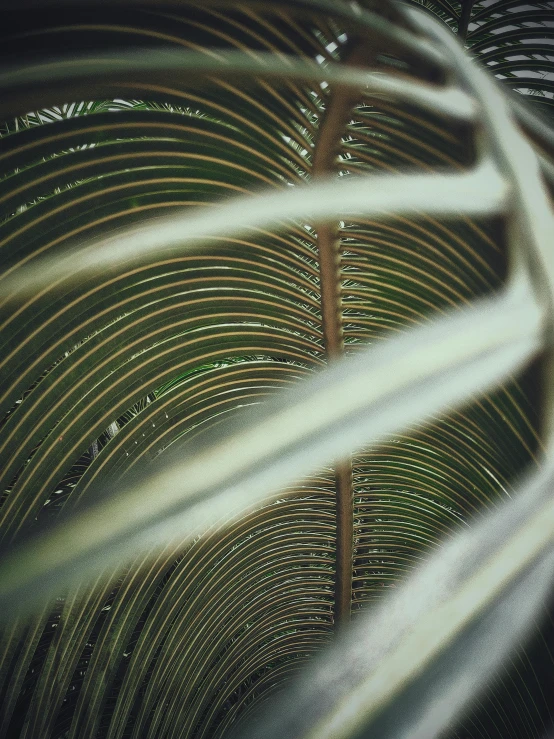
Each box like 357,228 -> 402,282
0,2 -> 553,739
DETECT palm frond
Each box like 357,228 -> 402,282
0,2 -> 553,739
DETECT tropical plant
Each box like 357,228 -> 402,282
0,1 -> 553,738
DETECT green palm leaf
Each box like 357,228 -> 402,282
0,2 -> 553,738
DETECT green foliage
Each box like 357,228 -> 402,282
0,2 -> 553,739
